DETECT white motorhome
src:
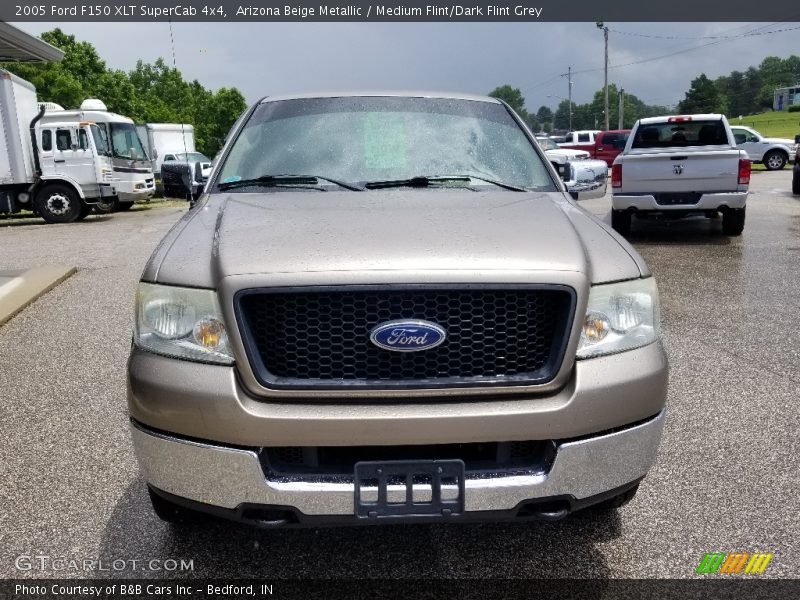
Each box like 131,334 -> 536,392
0,68 -> 153,221
136,123 -> 196,179
42,99 -> 155,211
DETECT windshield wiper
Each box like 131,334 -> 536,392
363,175 -> 527,192
218,174 -> 362,191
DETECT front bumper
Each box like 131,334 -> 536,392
132,410 -> 665,519
128,341 -> 668,446
612,191 -> 747,211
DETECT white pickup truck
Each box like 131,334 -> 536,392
611,114 -> 750,236
729,125 -> 797,171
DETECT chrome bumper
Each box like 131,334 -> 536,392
131,410 -> 665,515
612,191 -> 747,211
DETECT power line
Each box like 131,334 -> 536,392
608,24 -> 800,40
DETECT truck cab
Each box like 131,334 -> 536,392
35,120 -> 115,208
41,100 -> 155,211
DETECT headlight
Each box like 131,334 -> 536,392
134,283 -> 234,364
576,278 -> 659,359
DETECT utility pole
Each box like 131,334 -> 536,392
597,22 -> 609,131
561,66 -> 573,131
618,88 -> 624,129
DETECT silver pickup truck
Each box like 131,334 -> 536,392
128,92 -> 667,528
611,114 -> 750,236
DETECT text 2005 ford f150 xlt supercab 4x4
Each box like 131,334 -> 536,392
611,114 -> 751,236
127,92 -> 667,527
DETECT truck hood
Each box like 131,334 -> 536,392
546,149 -> 590,160
146,190 -> 643,287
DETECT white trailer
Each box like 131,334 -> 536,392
136,123 -> 196,179
0,68 -> 122,223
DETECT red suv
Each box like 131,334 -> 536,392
594,130 -> 631,166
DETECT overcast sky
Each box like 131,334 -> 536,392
16,21 -> 800,111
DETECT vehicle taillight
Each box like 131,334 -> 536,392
612,163 -> 622,188
667,116 -> 693,123
738,158 -> 751,185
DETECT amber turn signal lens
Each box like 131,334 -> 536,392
583,313 -> 609,342
193,318 -> 226,349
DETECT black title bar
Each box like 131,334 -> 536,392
3,0 -> 800,22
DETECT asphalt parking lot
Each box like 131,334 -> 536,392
1,170 -> 799,580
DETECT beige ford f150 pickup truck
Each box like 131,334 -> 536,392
611,114 -> 750,236
128,92 -> 667,527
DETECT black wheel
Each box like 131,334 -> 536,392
793,170 -> 800,195
611,209 -> 631,235
148,487 -> 204,525
75,202 -> 93,221
763,150 -> 787,171
115,201 -> 134,211
34,184 -> 82,224
593,483 -> 640,512
722,208 -> 746,236
93,198 -> 114,214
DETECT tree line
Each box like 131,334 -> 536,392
489,84 -> 668,132
491,54 -> 800,132
678,55 -> 800,115
2,29 -> 247,158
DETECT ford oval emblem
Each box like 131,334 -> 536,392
369,320 -> 446,352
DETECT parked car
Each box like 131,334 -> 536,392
729,125 -> 797,171
558,130 -> 602,152
793,135 -> 800,195
160,152 -> 212,200
128,92 -> 665,528
592,130 -> 631,166
536,136 -> 590,174
612,114 -> 750,236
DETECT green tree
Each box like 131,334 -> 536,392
678,74 -> 725,114
488,85 -> 527,115
1,29 -> 247,157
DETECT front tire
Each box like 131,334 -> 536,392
763,150 -> 787,171
611,209 -> 632,235
34,184 -> 82,224
722,208 -> 746,236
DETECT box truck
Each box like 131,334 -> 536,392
136,123 -> 197,182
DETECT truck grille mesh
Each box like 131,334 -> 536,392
236,286 -> 574,390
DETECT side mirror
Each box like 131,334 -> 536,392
795,134 -> 800,144
71,143 -> 79,151
152,148 -> 158,159
129,148 -> 138,161
564,159 -> 608,201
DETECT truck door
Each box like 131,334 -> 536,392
731,127 -> 762,161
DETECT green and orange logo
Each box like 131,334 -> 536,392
696,552 -> 773,575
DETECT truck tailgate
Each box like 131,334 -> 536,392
620,150 -> 741,194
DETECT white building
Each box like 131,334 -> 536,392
773,84 -> 800,111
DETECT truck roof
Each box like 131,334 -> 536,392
41,109 -> 134,124
142,123 -> 195,131
258,91 -> 502,104
637,114 -> 725,125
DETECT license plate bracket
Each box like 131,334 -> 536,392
354,459 -> 465,519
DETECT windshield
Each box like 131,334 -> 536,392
537,138 -> 559,151
172,152 -> 210,162
110,122 -> 148,160
216,96 -> 556,191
